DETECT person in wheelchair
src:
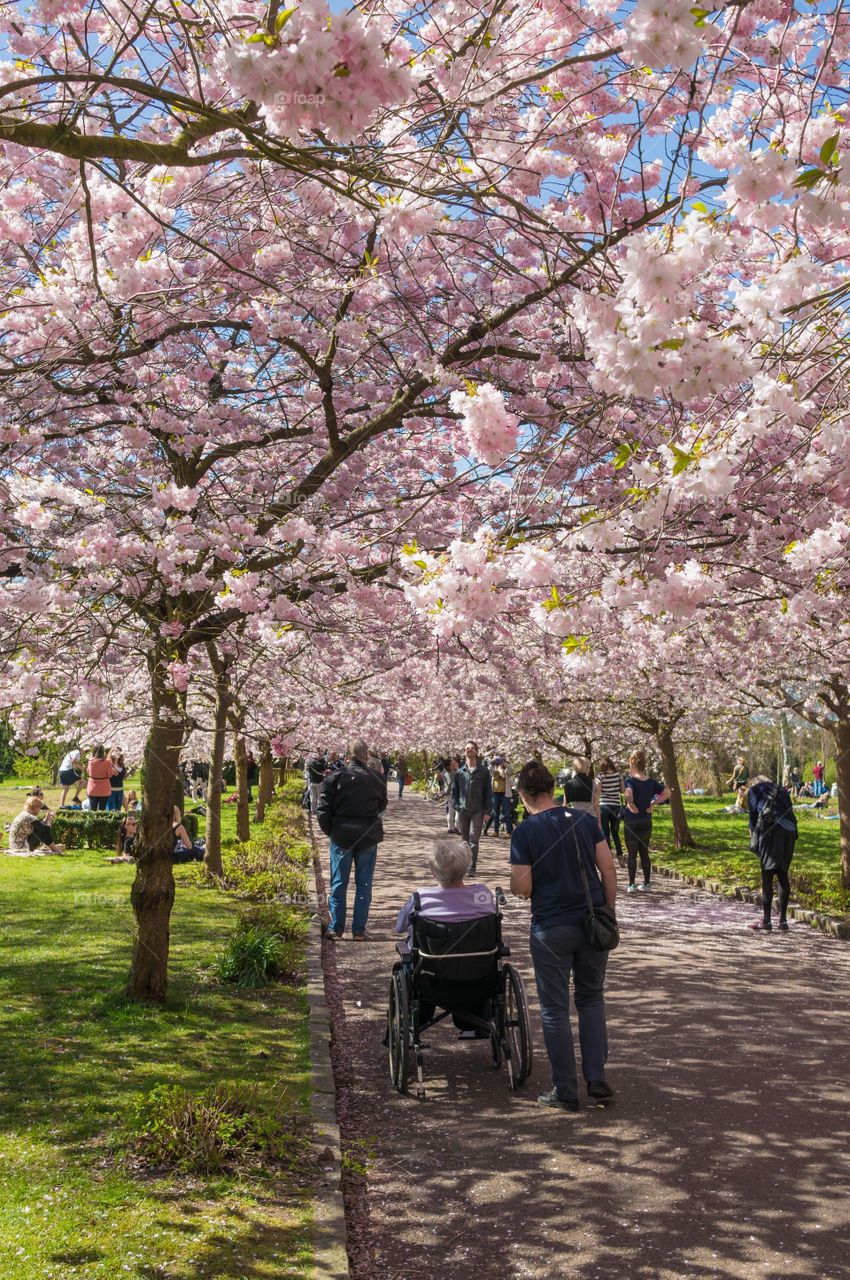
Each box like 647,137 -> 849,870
394,836 -> 496,1036
388,835 -> 533,1093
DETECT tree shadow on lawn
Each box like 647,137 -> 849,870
0,868 -> 309,1153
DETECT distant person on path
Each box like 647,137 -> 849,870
510,760 -> 617,1111
396,754 -> 408,800
812,761 -> 825,797
596,757 -> 624,861
58,746 -> 84,807
246,749 -> 258,800
748,776 -> 797,932
562,757 -> 601,822
108,749 -> 127,810
489,756 -> 514,837
86,745 -> 116,811
8,794 -> 65,855
623,750 -> 671,894
452,741 -> 492,875
726,757 -> 749,791
318,739 -> 388,941
444,754 -> 461,833
305,752 -> 327,815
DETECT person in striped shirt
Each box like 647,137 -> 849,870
595,757 -> 624,862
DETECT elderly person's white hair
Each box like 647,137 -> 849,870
348,738 -> 369,763
428,836 -> 472,886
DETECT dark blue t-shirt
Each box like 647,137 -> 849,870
510,806 -> 605,928
625,776 -> 664,817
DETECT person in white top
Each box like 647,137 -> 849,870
58,747 -> 84,807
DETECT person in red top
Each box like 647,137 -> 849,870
87,744 -> 116,811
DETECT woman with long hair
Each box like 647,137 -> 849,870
596,756 -> 624,862
623,749 -> 670,893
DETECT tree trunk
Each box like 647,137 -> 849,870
204,663 -> 230,877
127,662 -> 184,1003
778,712 -> 793,786
254,738 -> 274,823
656,728 -> 695,848
833,719 -> 850,889
234,732 -> 250,842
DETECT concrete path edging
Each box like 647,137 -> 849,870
653,860 -> 850,939
307,916 -> 350,1279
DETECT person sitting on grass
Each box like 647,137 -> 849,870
105,813 -> 139,864
720,786 -> 749,814
172,806 -> 205,863
7,794 -> 65,855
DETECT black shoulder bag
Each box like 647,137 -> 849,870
568,811 -> 620,952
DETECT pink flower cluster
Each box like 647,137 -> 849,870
448,383 -> 519,466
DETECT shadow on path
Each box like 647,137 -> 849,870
317,795 -> 850,1280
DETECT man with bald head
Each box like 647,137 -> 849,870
318,738 -> 388,941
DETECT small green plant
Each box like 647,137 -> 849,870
214,905 -> 307,987
130,1082 -> 307,1173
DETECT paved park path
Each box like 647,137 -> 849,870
315,794 -> 850,1280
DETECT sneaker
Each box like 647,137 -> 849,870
627,884 -> 637,894
587,1080 -> 615,1105
637,882 -> 651,892
537,1089 -> 579,1113
749,920 -> 772,932
325,928 -> 342,941
777,921 -> 789,932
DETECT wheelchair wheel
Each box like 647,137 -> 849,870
503,963 -> 533,1088
388,969 -> 410,1093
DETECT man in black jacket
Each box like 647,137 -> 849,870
452,740 -> 492,874
318,739 -> 387,940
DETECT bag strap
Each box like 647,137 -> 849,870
564,808 -> 596,914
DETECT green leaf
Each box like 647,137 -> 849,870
402,540 -> 418,556
333,62 -> 351,77
561,634 -> 589,654
690,199 -> 708,212
780,597 -> 789,614
820,132 -> 839,167
690,6 -> 709,26
613,441 -> 636,469
275,6 -> 297,32
792,168 -> 824,190
671,445 -> 695,476
411,559 -> 428,570
658,337 -> 686,351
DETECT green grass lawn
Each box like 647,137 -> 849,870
650,795 -> 850,917
0,778 -> 314,1280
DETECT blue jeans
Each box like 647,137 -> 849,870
107,791 -> 123,811
398,776 -> 405,799
529,923 -> 609,1101
329,841 -> 377,934
491,793 -> 513,835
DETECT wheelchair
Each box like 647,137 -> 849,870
387,890 -> 533,1097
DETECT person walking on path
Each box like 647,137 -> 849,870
318,739 -> 388,941
510,760 -> 617,1112
86,745 -> 116,812
562,756 -> 601,822
489,756 -> 514,837
596,757 -> 624,862
623,749 -> 671,894
396,754 -> 408,800
305,751 -> 327,815
444,754 -> 461,832
452,740 -> 491,874
748,776 -> 798,932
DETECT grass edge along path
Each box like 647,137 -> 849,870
0,784 -> 320,1280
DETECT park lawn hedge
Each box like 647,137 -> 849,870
52,811 -> 199,850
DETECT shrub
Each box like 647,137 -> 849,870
214,906 -> 307,987
52,810 -> 198,851
130,1082 -> 306,1173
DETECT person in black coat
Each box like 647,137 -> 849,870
318,739 -> 387,940
748,777 -> 797,933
